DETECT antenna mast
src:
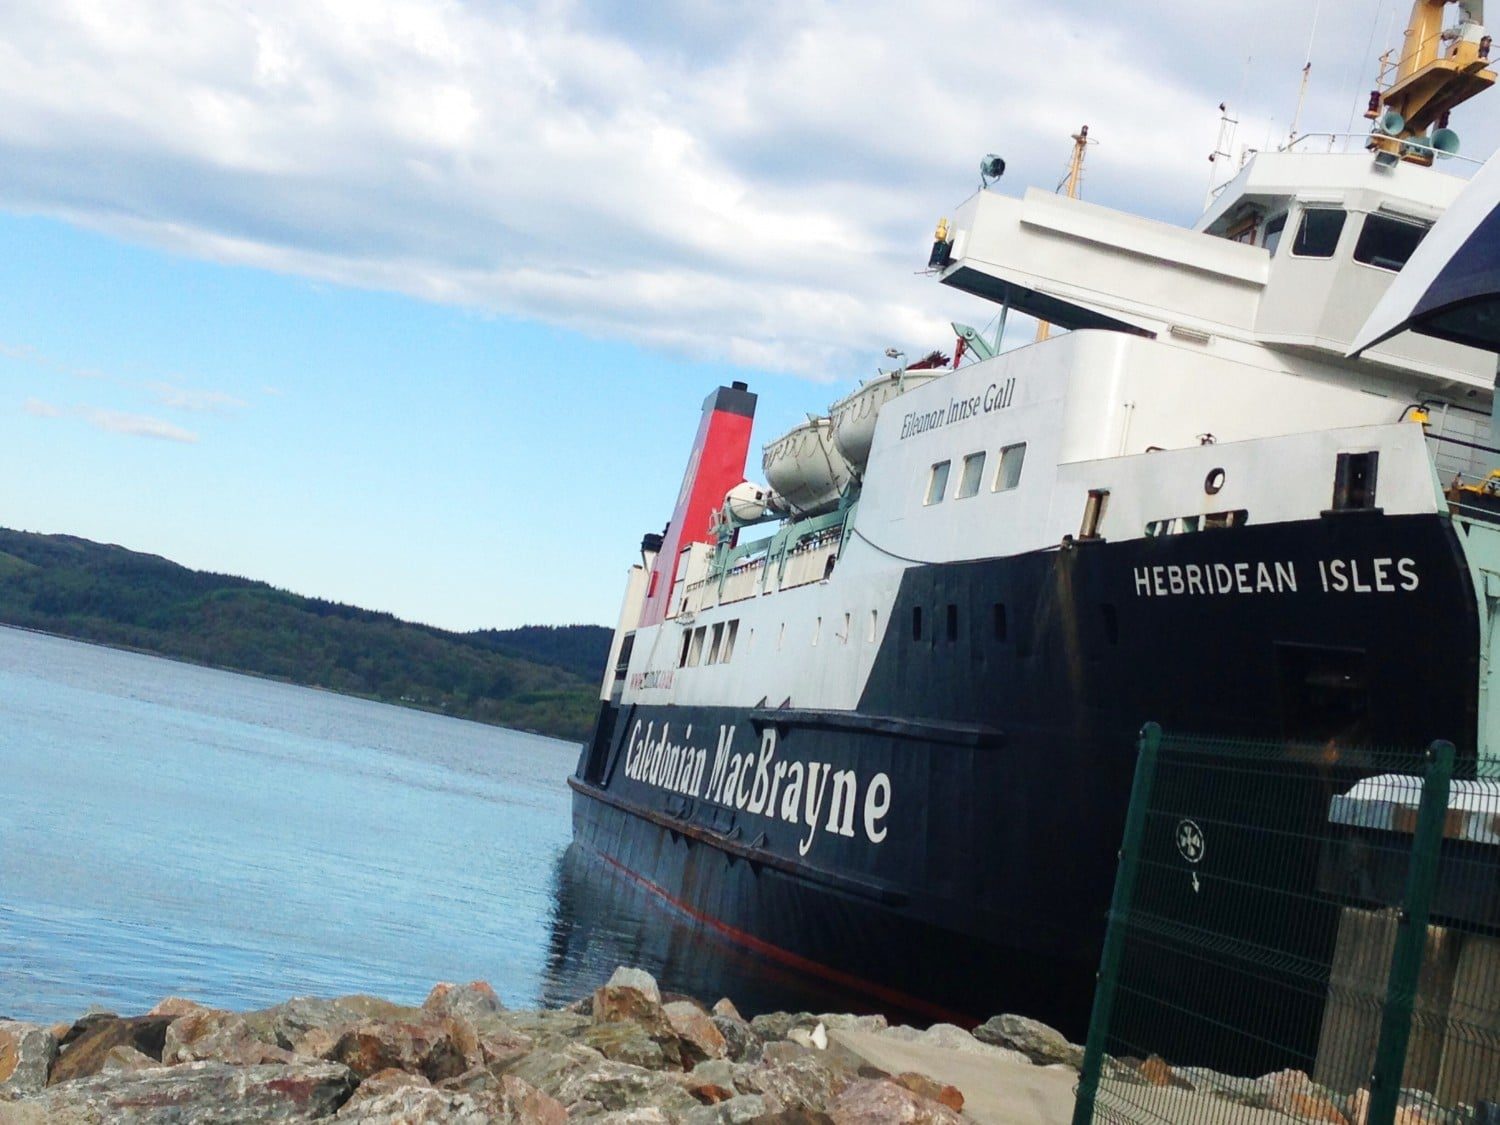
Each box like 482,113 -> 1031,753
1287,0 -> 1323,146
1035,126 -> 1091,344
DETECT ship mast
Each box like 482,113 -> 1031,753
1366,0 -> 1494,164
1035,125 -> 1091,344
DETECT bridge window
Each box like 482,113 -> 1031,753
1292,208 -> 1346,258
1263,213 -> 1287,255
925,460 -> 951,505
687,626 -> 707,666
706,622 -> 724,664
994,442 -> 1027,492
1354,214 -> 1430,272
956,452 -> 986,498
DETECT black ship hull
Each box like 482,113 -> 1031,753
570,512 -> 1480,1037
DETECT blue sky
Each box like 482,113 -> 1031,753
2,1 -> 1496,629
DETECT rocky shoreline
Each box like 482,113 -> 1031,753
0,967 -> 1408,1124
0,967 -> 1089,1123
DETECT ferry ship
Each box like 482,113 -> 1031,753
570,5 -> 1500,1032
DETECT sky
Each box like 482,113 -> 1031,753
2,0 -> 1497,631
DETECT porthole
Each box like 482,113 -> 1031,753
1205,467 -> 1226,495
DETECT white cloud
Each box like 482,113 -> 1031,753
80,408 -> 199,443
23,396 -> 62,417
147,381 -> 249,412
0,1 -> 1493,379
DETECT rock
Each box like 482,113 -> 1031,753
146,997 -> 209,1018
747,1111 -> 834,1125
16,1060 -> 355,1122
100,1045 -> 160,1074
604,967 -> 662,1006
972,1013 -> 1084,1069
761,1041 -> 813,1066
422,981 -> 505,1022
895,1072 -> 964,1112
786,1023 -> 828,1051
829,1077 -> 963,1124
710,1015 -> 758,1064
814,1014 -> 888,1033
491,1008 -> 590,1047
665,1001 -> 728,1064
0,1022 -> 58,1096
476,1024 -> 534,1069
327,1019 -> 468,1083
590,1110 -> 676,1124
684,1093 -> 769,1124
264,995 -> 420,1050
553,1058 -> 702,1115
750,1012 -> 812,1042
878,1022 -> 1030,1063
160,1008 -> 292,1066
748,1053 -> 851,1114
1260,1069 -> 1349,1123
334,1085 -> 508,1123
507,1042 -> 607,1097
1138,1055 -> 1173,1087
595,969 -> 673,1041
711,999 -> 743,1021
583,1020 -> 673,1070
497,1074 -> 568,1124
681,1058 -> 747,1099
47,1015 -> 174,1084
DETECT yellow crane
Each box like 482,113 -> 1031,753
1035,125 -> 1091,344
1367,0 -> 1494,164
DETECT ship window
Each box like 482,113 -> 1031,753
911,606 -> 923,641
777,623 -> 785,651
946,603 -> 958,642
994,442 -> 1027,492
869,610 -> 878,642
1203,509 -> 1248,529
1145,519 -> 1168,537
992,603 -> 1007,641
925,460 -> 951,505
1332,451 -> 1379,511
956,452 -> 986,498
812,617 -> 821,646
1291,208 -> 1346,258
706,622 -> 724,664
678,629 -> 692,668
1354,214 -> 1430,272
1080,489 -> 1110,540
1179,515 -> 1200,533
841,612 -> 850,644
1263,212 -> 1288,255
722,620 -> 738,662
687,626 -> 707,666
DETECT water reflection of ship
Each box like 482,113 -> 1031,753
542,843 -> 911,1019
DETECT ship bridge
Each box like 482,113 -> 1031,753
934,150 -> 1495,397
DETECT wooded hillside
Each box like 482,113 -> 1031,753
0,528 -> 611,742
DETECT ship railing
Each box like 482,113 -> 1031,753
1424,428 -> 1500,525
777,530 -> 841,591
1278,132 -> 1485,167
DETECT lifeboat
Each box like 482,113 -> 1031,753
761,416 -> 852,516
828,352 -> 950,474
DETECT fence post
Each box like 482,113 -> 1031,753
1367,740 -> 1455,1125
1072,722 -> 1163,1125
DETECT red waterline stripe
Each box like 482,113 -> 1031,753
594,850 -> 973,1027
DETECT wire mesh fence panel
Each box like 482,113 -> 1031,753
1075,727 -> 1499,1125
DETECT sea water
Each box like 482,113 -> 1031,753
0,625 -> 583,1023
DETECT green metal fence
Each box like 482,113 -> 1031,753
1073,724 -> 1500,1125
